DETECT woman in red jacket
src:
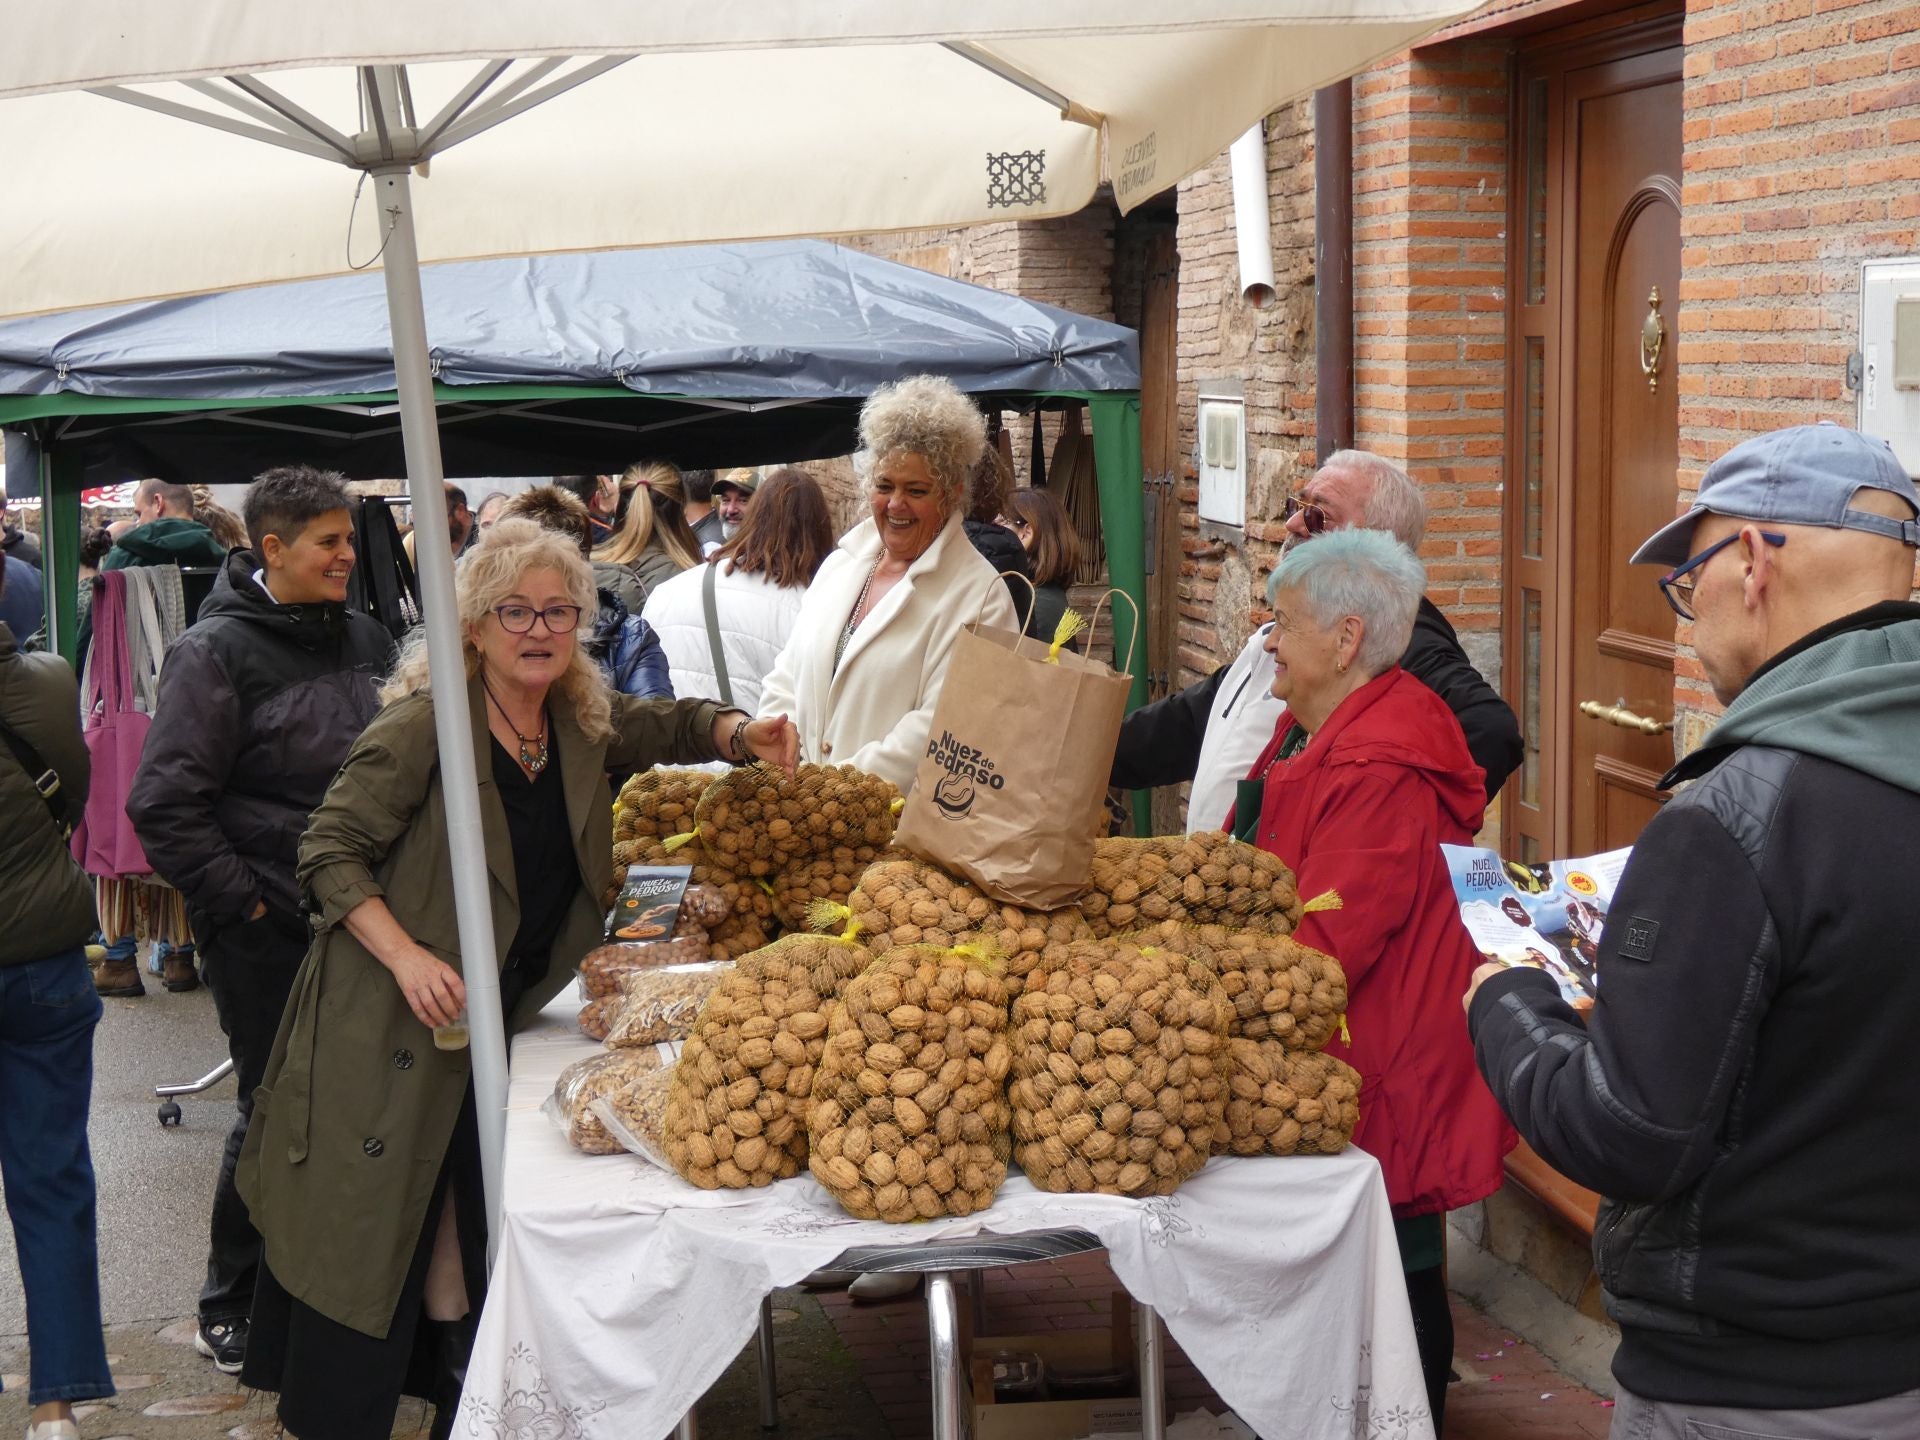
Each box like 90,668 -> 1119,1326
1233,528 -> 1513,1431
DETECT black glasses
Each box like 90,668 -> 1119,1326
491,603 -> 582,635
1282,492 -> 1330,535
1658,531 -> 1786,620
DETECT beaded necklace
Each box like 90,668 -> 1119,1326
834,555 -> 884,672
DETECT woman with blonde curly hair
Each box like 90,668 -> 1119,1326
236,518 -> 794,1440
588,460 -> 703,607
759,374 -> 1018,794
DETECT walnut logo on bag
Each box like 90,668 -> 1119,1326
925,730 -> 1005,820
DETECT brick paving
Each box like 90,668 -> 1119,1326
815,1251 -> 1617,1440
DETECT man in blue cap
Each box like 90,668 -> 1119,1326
1465,422 -> 1920,1437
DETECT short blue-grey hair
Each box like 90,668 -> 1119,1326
1267,528 -> 1426,677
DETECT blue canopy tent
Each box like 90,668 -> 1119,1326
0,238 -> 1145,690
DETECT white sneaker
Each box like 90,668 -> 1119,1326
26,1419 -> 81,1440
847,1271 -> 922,1302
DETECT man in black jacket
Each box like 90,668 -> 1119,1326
127,466 -> 391,1377
1112,450 -> 1521,829
1467,423 -> 1920,1437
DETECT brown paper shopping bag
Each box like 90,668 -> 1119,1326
896,586 -> 1138,909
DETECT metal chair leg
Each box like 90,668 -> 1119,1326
756,1291 -> 779,1429
926,1271 -> 966,1440
671,1409 -> 698,1439
1136,1301 -> 1167,1440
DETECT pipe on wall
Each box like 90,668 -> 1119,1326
1314,80 -> 1354,463
1229,122 -> 1277,310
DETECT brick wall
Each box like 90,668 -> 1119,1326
1351,41 -> 1512,687
1169,102 -> 1317,688
1674,0 -> 1920,744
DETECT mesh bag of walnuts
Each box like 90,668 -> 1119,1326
847,857 -> 1093,997
546,1045 -> 676,1155
695,762 -> 899,879
605,962 -> 731,1047
1009,939 -> 1231,1196
1083,833 -> 1306,938
662,927 -> 874,1189
1121,920 -> 1348,1052
613,768 -> 717,846
769,844 -> 903,932
1217,1041 -> 1360,1157
806,941 -> 1013,1221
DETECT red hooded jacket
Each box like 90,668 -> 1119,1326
1242,666 -> 1514,1216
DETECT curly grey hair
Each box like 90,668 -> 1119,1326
857,375 -> 988,513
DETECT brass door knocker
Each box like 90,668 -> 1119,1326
1640,285 -> 1665,393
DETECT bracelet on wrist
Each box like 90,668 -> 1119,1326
729,715 -> 752,762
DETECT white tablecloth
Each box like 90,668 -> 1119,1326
457,994 -> 1436,1440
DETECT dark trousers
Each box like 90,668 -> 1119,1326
198,908 -> 308,1327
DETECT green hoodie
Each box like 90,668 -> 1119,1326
1686,602 -> 1920,795
101,516 -> 227,571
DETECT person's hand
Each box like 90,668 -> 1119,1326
387,943 -> 468,1029
248,899 -> 268,921
1463,960 -> 1509,1016
742,713 -> 799,776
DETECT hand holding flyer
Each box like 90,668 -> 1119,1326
1441,843 -> 1633,1009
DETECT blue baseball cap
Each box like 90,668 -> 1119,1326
1631,422 -> 1920,568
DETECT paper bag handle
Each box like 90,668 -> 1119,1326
1088,588 -> 1143,678
978,570 -> 1038,632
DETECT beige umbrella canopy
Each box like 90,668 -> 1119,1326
0,0 -> 1484,1231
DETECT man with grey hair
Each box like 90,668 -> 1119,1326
1112,448 -> 1520,831
1468,424 -> 1920,1436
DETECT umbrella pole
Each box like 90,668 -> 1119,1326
371,162 -> 511,1254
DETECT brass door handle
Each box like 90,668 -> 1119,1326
1579,699 -> 1672,735
1640,285 -> 1665,393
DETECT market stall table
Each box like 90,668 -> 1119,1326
458,992 -> 1435,1440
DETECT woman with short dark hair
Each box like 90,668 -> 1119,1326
642,468 -> 835,716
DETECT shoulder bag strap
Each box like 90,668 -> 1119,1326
0,712 -> 65,830
701,562 -> 734,708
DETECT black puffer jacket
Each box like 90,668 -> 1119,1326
126,550 -> 391,938
0,621 -> 94,965
964,519 -> 1036,630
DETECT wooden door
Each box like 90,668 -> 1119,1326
1505,22 -> 1683,862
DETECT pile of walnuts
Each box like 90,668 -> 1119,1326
806,944 -> 1013,1220
1008,940 -> 1231,1196
848,858 -> 1093,996
1123,920 -> 1347,1053
1219,1042 -> 1360,1156
1082,833 -> 1304,938
662,933 -> 872,1189
696,763 -> 898,878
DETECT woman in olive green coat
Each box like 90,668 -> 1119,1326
236,518 -> 794,1440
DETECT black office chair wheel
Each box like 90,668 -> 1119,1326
158,1101 -> 183,1127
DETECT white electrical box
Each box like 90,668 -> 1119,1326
1858,258 -> 1920,476
1196,389 -> 1247,529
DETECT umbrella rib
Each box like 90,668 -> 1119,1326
224,75 -> 360,162
88,85 -> 349,164
432,56 -> 633,154
940,42 -> 1104,127
416,60 -> 515,153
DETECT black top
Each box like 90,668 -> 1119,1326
490,733 -> 574,989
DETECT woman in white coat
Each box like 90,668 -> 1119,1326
641,469 -> 835,717
759,376 -> 1018,795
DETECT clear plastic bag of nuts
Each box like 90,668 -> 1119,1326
589,1062 -> 679,1170
1009,938 -> 1231,1197
806,939 -> 1013,1222
544,1044 -> 679,1155
578,936 -> 714,1000
604,962 -> 731,1047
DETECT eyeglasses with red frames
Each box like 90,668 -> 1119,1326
491,603 -> 583,635
1282,492 -> 1330,535
1658,530 -> 1786,621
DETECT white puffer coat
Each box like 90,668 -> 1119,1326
641,561 -> 806,717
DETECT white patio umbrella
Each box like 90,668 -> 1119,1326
0,0 -> 1485,1234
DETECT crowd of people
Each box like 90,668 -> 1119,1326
1,385 -> 1917,1440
